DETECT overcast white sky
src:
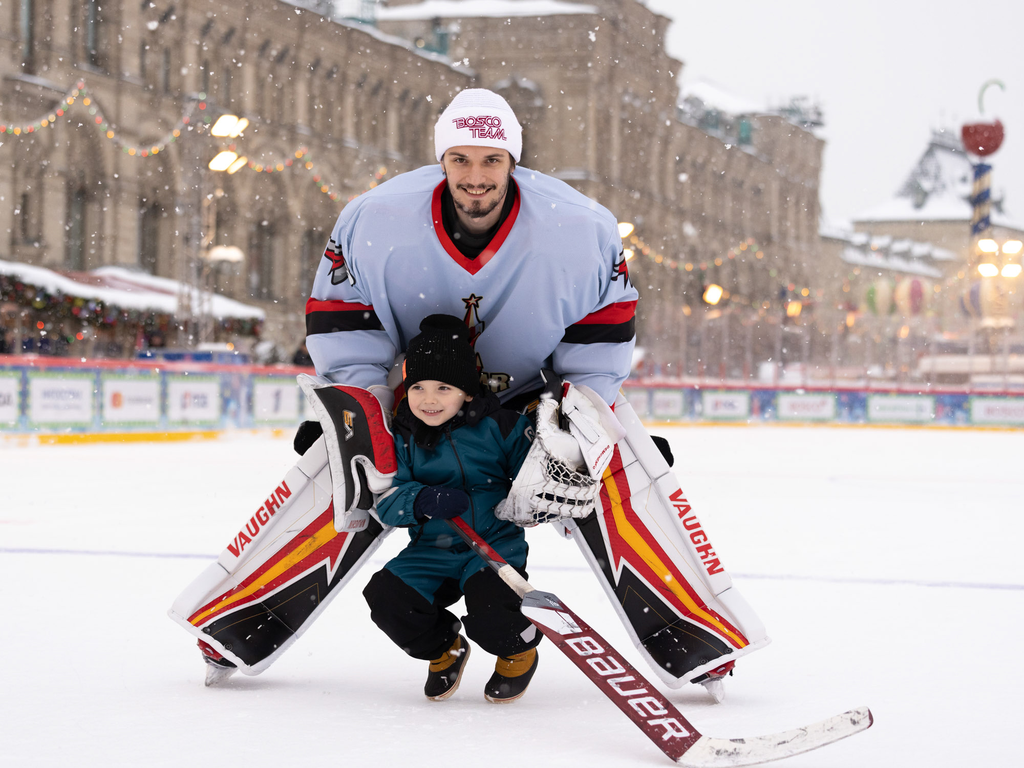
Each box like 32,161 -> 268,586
643,0 -> 1024,227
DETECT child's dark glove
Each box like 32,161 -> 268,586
413,487 -> 470,520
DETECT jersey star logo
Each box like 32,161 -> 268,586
462,294 -> 485,345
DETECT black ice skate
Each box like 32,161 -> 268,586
484,647 -> 538,703
424,635 -> 471,700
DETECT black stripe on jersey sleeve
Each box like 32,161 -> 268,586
306,307 -> 385,336
560,317 -> 636,345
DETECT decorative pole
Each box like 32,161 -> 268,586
961,80 -> 1007,355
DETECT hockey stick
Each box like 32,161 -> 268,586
446,517 -> 872,767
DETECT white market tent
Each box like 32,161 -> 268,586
0,259 -> 264,323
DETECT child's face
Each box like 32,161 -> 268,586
407,380 -> 473,427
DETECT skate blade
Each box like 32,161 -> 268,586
204,664 -> 238,687
701,677 -> 726,704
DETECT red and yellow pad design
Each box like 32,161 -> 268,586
168,436 -> 392,674
571,393 -> 768,687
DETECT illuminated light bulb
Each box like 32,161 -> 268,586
703,284 -> 724,305
208,151 -> 238,171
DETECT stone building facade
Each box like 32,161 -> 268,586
1,0 -> 471,352
1,0 -> 825,370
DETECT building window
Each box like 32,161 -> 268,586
20,0 -> 34,71
162,48 -> 173,94
738,119 -> 753,146
67,189 -> 88,270
18,193 -> 30,243
139,203 -> 163,274
221,61 -> 232,106
85,0 -> 109,70
249,221 -> 277,300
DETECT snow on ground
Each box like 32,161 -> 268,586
2,425 -> 1021,767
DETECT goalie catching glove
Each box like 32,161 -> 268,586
297,375 -> 398,528
496,380 -> 626,527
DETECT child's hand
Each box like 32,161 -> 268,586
413,487 -> 470,520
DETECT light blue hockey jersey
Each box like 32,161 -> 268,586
305,165 -> 638,405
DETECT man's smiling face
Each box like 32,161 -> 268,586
441,146 -> 514,233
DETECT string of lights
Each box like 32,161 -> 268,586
0,80 -> 386,200
626,230 -> 820,310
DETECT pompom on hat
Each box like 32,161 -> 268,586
434,88 -> 522,163
403,314 -> 481,396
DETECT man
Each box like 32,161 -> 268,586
305,88 -> 637,412
188,90 -> 763,697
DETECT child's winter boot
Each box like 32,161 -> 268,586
484,647 -> 538,703
425,634 -> 471,700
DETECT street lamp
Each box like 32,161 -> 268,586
209,151 -> 248,174
209,113 -> 248,173
211,114 -> 249,138
702,284 -> 723,305
976,237 -> 1022,277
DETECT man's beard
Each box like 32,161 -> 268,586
454,172 -> 510,220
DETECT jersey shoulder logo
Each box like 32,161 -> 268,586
612,250 -> 631,287
324,238 -> 354,286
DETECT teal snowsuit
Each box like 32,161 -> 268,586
374,390 -> 533,601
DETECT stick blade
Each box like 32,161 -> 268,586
676,707 -> 873,767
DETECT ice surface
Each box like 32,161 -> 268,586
2,425 -> 1021,766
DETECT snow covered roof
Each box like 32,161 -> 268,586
853,128 -> 1023,229
678,78 -> 764,117
839,246 -> 943,279
281,0 -> 467,71
375,0 -> 599,21
0,260 -> 264,320
821,226 -> 955,276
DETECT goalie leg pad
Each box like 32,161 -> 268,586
168,435 -> 393,674
570,392 -> 769,688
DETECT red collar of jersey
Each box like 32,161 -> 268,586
431,176 -> 521,275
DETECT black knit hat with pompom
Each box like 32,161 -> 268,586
403,314 -> 481,395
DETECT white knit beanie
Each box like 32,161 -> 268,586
434,89 -> 522,163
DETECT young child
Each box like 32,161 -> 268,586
362,314 -> 540,703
